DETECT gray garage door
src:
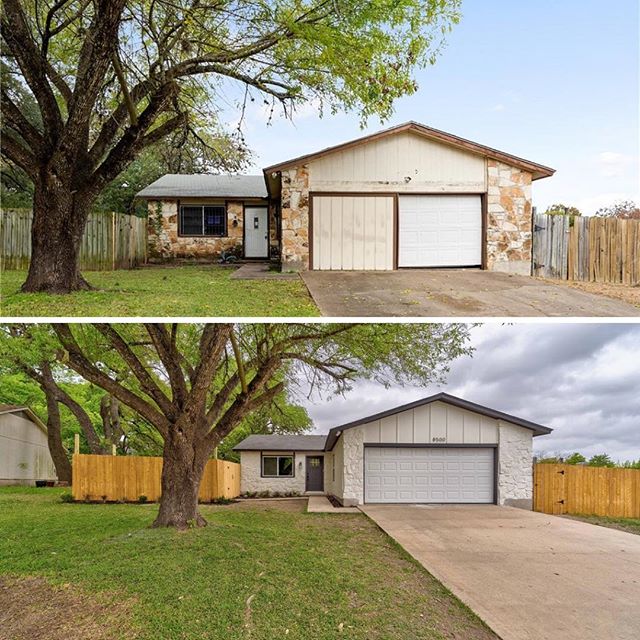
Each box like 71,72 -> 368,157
364,447 -> 494,504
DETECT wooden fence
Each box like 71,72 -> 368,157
1,209 -> 147,271
532,214 -> 640,285
533,463 -> 640,518
72,453 -> 241,503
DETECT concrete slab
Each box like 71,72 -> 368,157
301,269 -> 640,317
230,262 -> 299,280
306,496 -> 360,514
360,504 -> 640,640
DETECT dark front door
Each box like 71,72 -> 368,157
305,456 -> 324,491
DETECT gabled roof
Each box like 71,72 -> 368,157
0,404 -> 48,435
136,174 -> 268,199
233,434 -> 327,451
263,121 -> 556,181
324,392 -> 552,450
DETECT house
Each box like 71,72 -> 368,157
233,393 -> 552,508
0,405 -> 57,485
137,122 -> 555,275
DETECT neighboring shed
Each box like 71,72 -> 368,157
0,405 -> 57,485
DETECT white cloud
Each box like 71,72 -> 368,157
595,151 -> 635,177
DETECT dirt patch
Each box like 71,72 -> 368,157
0,576 -> 136,640
538,278 -> 640,308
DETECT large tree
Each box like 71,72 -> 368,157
52,323 -> 471,528
1,0 -> 461,292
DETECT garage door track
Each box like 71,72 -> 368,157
361,505 -> 640,640
301,269 -> 640,316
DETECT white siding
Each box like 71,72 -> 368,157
357,401 -> 499,445
0,412 -> 56,483
309,131 -> 486,193
312,195 -> 394,270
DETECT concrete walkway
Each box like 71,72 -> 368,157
230,262 -> 299,280
301,269 -> 640,317
360,504 -> 640,640
306,496 -> 360,513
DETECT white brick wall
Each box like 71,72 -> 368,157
240,451 -> 327,494
497,421 -> 534,508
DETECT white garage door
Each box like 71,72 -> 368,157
312,195 -> 394,270
398,195 -> 482,267
364,447 -> 494,504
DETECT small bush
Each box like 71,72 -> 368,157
59,492 -> 74,503
257,490 -> 270,499
138,495 -> 148,503
271,491 -> 283,498
210,497 -> 235,505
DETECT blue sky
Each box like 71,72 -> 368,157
224,0 -> 639,215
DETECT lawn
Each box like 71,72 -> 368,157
0,266 -> 319,317
0,488 -> 497,640
566,514 -> 640,536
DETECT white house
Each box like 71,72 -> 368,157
0,405 -> 57,485
234,393 -> 552,509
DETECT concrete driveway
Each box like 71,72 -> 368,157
301,269 -> 640,316
360,505 -> 640,640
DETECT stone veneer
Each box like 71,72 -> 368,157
341,427 -> 365,507
147,200 -> 244,260
486,160 -> 534,276
280,166 -> 310,270
497,421 -> 534,509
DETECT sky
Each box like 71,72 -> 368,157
299,323 -> 640,463
221,0 -> 639,215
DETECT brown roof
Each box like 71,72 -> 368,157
263,121 -> 556,181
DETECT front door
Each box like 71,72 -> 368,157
244,206 -> 269,258
305,456 -> 324,492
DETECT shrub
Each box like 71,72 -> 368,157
138,495 -> 148,503
210,497 -> 235,505
59,492 -> 74,503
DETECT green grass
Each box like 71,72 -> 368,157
0,488 -> 496,640
567,514 -> 640,535
0,266 -> 319,317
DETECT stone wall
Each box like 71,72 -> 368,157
280,166 -> 310,270
341,427 -> 365,506
486,160 -> 533,275
147,200 -> 244,260
497,422 -> 534,509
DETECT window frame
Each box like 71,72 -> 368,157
261,453 -> 295,478
178,203 -> 227,238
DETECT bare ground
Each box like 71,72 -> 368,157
537,278 -> 640,308
0,576 -> 137,640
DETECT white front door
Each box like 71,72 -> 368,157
364,447 -> 495,504
244,207 -> 269,258
398,195 -> 482,267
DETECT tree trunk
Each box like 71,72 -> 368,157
21,177 -> 94,293
44,393 -> 72,484
153,432 -> 210,529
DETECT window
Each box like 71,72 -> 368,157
262,454 -> 294,477
179,205 -> 226,236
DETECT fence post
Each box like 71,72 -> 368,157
111,444 -> 117,456
74,433 -> 80,454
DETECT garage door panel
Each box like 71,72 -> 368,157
398,195 -> 482,268
365,447 -> 494,504
313,195 -> 394,270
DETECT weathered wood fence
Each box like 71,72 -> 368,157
533,463 -> 640,518
72,453 -> 241,503
1,209 -> 147,271
532,214 -> 640,285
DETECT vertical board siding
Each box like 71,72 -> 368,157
72,454 -> 241,502
533,214 -> 640,285
1,209 -> 147,271
533,464 -> 640,518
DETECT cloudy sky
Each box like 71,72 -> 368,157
301,323 -> 640,463
219,0 -> 638,215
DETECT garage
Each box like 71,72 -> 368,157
364,446 -> 495,504
311,195 -> 395,270
398,195 -> 483,268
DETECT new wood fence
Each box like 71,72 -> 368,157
1,209 -> 147,271
72,454 -> 241,503
533,463 -> 640,518
532,214 -> 640,285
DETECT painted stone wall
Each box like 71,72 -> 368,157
147,200 -> 244,260
280,166 -> 310,270
341,427 -> 365,506
239,451 -> 326,495
497,422 -> 533,509
486,160 -> 534,276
